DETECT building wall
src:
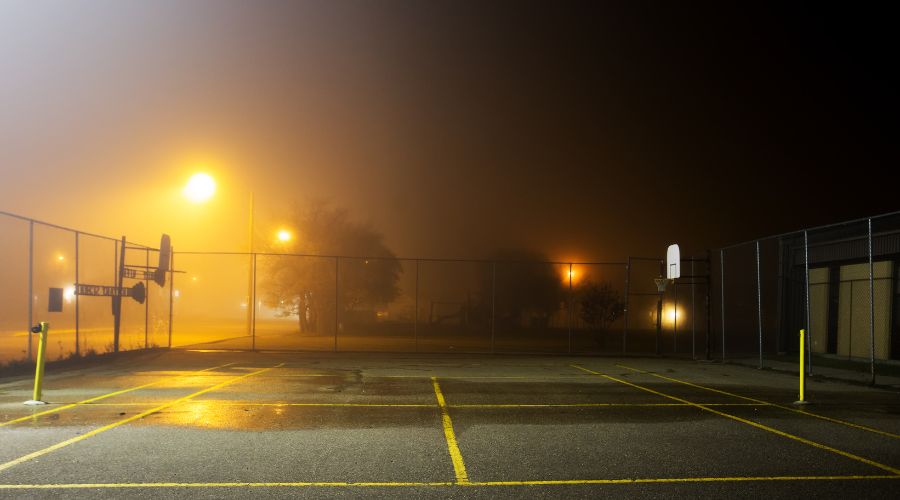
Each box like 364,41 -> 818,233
837,261 -> 893,360
809,268 -> 829,354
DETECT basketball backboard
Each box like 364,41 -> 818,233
666,244 -> 680,279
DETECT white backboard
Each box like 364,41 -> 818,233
666,244 -> 680,279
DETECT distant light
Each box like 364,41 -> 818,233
191,276 -> 198,282
174,290 -> 181,298
183,173 -> 216,203
63,286 -> 75,303
277,229 -> 292,242
56,254 -> 65,262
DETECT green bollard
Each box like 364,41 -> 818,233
24,322 -> 50,406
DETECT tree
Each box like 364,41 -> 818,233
261,201 -> 401,333
482,250 -> 564,327
576,281 -> 625,345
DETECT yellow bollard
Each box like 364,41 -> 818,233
24,322 -> 50,406
794,329 -> 808,405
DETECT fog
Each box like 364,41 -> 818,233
1,1 -> 895,262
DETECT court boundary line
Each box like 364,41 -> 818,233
0,475 -> 897,489
432,377 -> 469,484
194,401 -> 770,408
571,364 -> 900,476
0,362 -> 236,428
616,364 -> 900,439
0,364 -> 283,474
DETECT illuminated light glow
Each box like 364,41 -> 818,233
56,254 -> 65,262
173,290 -> 181,298
277,229 -> 292,242
657,306 -> 685,327
563,267 -> 579,284
63,286 -> 76,303
183,173 -> 216,203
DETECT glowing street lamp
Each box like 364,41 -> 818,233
276,229 -> 292,243
183,173 -> 216,203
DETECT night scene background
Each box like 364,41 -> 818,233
1,1 -> 895,262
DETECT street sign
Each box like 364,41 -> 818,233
75,282 -> 146,304
48,288 -> 64,312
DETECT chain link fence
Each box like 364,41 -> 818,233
8,208 -> 895,375
0,211 -> 169,369
713,211 -> 900,384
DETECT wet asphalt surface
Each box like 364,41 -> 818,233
0,350 -> 898,499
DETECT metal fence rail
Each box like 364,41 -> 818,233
711,210 -> 900,384
10,207 -> 896,380
0,210 -> 165,366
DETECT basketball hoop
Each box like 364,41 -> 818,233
654,277 -> 671,293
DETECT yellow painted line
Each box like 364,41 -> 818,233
76,403 -> 161,406
380,375 -> 593,379
572,365 -> 900,475
208,402 -> 435,407
0,362 -> 236,427
0,475 -> 896,489
450,403 -> 768,408
474,475 -> 900,486
616,364 -> 900,440
187,401 -> 765,408
0,364 -> 283,474
431,377 -> 469,484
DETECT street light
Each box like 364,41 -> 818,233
276,229 -> 292,243
182,172 -> 255,339
183,173 -> 216,203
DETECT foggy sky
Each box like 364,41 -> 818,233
1,1 -> 895,262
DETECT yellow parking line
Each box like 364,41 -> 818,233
450,403 -> 767,408
0,362 -> 236,427
0,364 -> 283,474
0,475 -> 896,489
432,377 -> 469,484
185,401 -> 765,408
208,402 -> 435,407
474,475 -> 900,485
380,375 -> 592,379
616,364 -> 900,439
572,365 -> 900,476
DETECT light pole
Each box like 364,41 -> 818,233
247,192 -> 254,342
183,173 -> 255,338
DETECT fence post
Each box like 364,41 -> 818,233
145,248 -> 150,349
868,218 -> 875,385
334,257 -> 339,352
75,231 -> 80,356
168,248 -> 174,348
623,258 -> 630,355
691,258 -> 695,360
804,230 -> 811,375
756,240 -> 763,369
491,261 -> 496,354
414,259 -> 419,353
720,249 -> 725,362
113,236 -> 126,353
568,262 -> 573,354
252,253 -> 257,351
27,221 -> 34,360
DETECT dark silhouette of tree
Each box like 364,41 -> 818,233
483,250 -> 564,327
261,201 -> 400,333
576,281 -> 625,345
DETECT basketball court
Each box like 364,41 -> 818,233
1,349 -> 898,499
